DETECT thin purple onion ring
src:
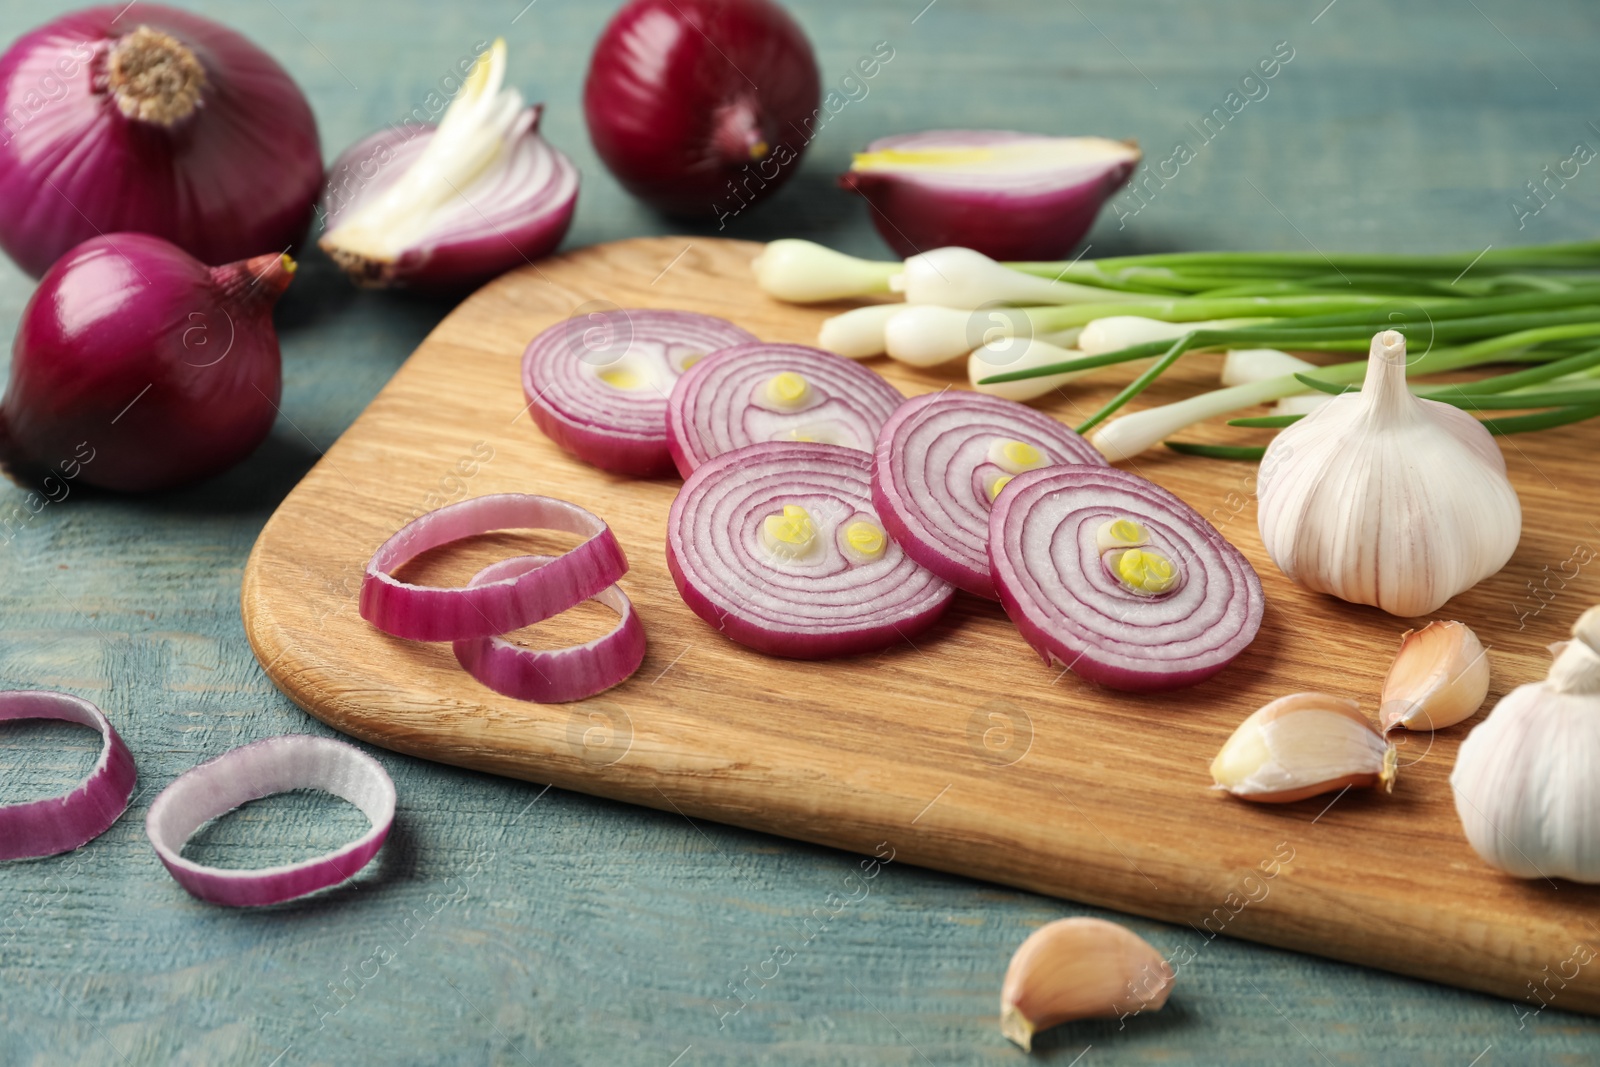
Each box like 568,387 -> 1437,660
522,308 -> 756,476
453,554 -> 646,702
0,691 -> 136,860
146,735 -> 395,907
872,391 -> 1107,599
361,494 -> 628,642
667,343 -> 904,478
989,466 -> 1264,692
667,441 -> 954,659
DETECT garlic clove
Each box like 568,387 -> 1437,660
1211,693 -> 1397,803
1379,620 -> 1490,732
1451,606 -> 1600,882
1000,917 -> 1173,1050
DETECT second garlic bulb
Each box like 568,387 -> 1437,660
1256,330 -> 1522,617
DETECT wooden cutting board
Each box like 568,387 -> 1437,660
242,236 -> 1600,1014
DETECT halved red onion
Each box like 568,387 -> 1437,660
838,130 -> 1140,260
453,554 -> 646,702
989,466 -> 1264,691
522,309 -> 756,476
667,343 -> 903,477
361,494 -> 627,642
0,691 -> 136,860
145,735 -> 395,907
873,391 -> 1107,599
667,441 -> 954,658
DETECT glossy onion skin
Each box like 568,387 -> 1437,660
840,130 -> 1139,260
0,4 -> 322,277
0,233 -> 288,492
584,0 -> 821,217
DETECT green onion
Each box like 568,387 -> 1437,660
1163,442 -> 1268,460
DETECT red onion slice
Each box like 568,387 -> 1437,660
667,343 -> 904,477
453,555 -> 646,702
145,735 -> 395,907
872,391 -> 1108,599
989,466 -> 1264,691
0,691 -> 136,860
667,441 -> 954,659
361,494 -> 628,642
522,309 -> 757,476
839,130 -> 1140,260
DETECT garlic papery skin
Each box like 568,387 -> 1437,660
1090,373 -> 1305,461
891,246 -> 1144,309
751,240 -> 898,303
1256,330 -> 1522,618
969,336 -> 1091,401
1451,606 -> 1600,883
1000,917 -> 1173,1051
1220,348 -> 1316,387
1379,621 -> 1490,732
1211,693 -> 1397,803
817,303 -> 900,359
1078,316 -> 1263,357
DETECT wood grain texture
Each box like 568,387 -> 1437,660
243,235 -> 1600,1014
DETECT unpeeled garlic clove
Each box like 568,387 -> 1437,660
1210,693 -> 1396,803
1379,620 -> 1490,732
1000,917 -> 1173,1051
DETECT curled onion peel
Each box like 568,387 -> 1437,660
667,441 -> 954,658
145,736 -> 394,907
989,466 -> 1263,691
321,41 -> 578,291
453,555 -> 646,703
523,308 -> 756,476
874,392 -> 1106,598
842,132 -> 1140,260
667,343 -> 903,477
0,691 -> 136,861
361,494 -> 627,642
0,5 -> 322,277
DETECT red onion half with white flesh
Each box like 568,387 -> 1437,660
873,391 -> 1107,599
989,466 -> 1264,691
522,308 -> 757,476
839,131 -> 1140,260
667,343 -> 903,478
361,494 -> 628,642
667,441 -> 954,659
0,691 -> 136,860
320,41 -> 578,291
453,555 -> 646,703
145,735 -> 395,907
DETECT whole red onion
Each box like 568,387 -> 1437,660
0,233 -> 292,493
0,5 -> 322,277
584,0 -> 820,218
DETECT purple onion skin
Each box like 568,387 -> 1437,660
322,116 -> 579,293
0,233 -> 290,493
0,5 -> 322,278
584,0 -> 821,218
840,132 -> 1139,260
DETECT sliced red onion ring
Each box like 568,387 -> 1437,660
666,343 -> 904,478
0,691 -> 136,861
361,494 -> 627,642
667,441 -> 954,658
146,735 -> 395,907
989,466 -> 1264,691
453,554 -> 646,702
522,309 -> 757,476
872,391 -> 1107,599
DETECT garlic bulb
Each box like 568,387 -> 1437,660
1256,330 -> 1522,617
1451,606 -> 1600,883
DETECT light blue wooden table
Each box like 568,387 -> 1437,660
3,1 -> 1599,1063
